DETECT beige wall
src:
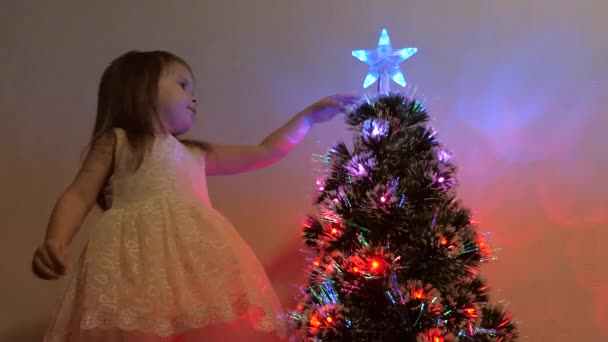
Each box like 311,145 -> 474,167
2,0 -> 607,340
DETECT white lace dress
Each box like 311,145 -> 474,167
44,129 -> 287,342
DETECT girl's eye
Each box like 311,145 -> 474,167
179,82 -> 186,89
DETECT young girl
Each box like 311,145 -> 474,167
32,50 -> 359,342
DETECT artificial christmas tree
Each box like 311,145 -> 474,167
289,29 -> 518,342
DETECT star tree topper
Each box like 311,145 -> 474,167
352,28 -> 417,94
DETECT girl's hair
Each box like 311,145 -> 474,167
89,50 -> 191,209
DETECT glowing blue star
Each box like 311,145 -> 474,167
352,29 -> 417,92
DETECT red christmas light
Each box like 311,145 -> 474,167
497,317 -> 511,328
413,289 -> 424,299
326,316 -> 333,323
476,236 -> 491,257
310,316 -> 321,327
422,328 -> 447,342
370,259 -> 380,270
440,237 -> 448,246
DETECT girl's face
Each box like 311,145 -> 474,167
157,62 -> 197,135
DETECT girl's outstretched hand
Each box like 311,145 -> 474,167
304,94 -> 362,125
32,239 -> 69,280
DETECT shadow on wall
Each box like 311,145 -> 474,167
2,318 -> 48,342
265,237 -> 309,309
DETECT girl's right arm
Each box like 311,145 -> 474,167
32,131 -> 115,280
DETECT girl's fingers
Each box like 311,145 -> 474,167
32,255 -> 58,279
36,247 -> 56,272
46,243 -> 66,273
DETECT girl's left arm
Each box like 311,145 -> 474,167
193,94 -> 360,176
